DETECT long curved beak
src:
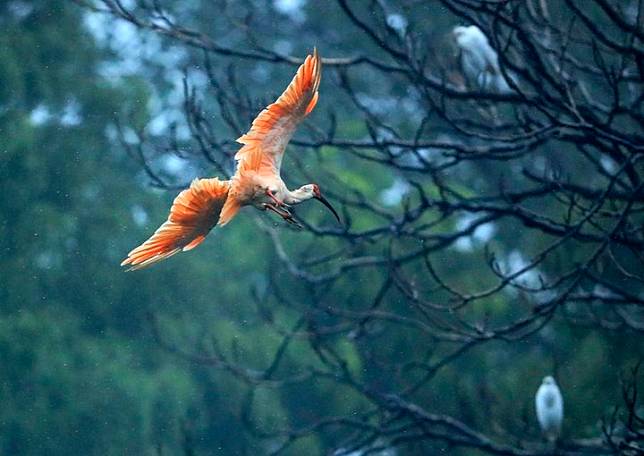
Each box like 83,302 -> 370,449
314,195 -> 341,223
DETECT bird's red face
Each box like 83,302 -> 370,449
311,184 -> 340,223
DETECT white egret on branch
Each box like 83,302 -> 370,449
452,25 -> 514,94
535,375 -> 564,443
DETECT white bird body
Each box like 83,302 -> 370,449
535,376 -> 564,442
452,25 -> 515,94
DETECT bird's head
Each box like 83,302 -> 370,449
542,376 -> 556,385
452,25 -> 488,49
295,184 -> 340,223
451,26 -> 468,56
452,26 -> 468,40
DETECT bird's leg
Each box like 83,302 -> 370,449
262,203 -> 302,228
262,203 -> 288,217
265,189 -> 290,208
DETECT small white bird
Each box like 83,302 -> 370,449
535,376 -> 564,443
452,25 -> 514,94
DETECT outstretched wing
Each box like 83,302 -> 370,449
234,48 -> 321,177
121,178 -> 230,271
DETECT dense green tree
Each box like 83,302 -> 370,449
0,1 -> 203,453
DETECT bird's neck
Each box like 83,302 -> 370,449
284,188 -> 313,205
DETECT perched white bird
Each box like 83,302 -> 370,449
535,376 -> 564,443
452,25 -> 514,94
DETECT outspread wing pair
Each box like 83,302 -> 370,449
121,50 -> 321,270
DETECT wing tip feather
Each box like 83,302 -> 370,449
232,47 -> 321,169
121,178 -> 230,271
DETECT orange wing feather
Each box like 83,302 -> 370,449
234,48 -> 322,176
121,178 -> 230,270
122,49 -> 321,270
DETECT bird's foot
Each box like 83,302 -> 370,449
262,203 -> 302,228
282,213 -> 303,229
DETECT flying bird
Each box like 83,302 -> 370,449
452,25 -> 514,94
121,49 -> 339,271
535,376 -> 564,443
